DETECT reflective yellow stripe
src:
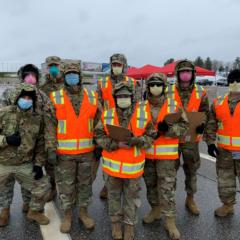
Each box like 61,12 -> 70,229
232,137 -> 240,147
166,85 -> 175,99
216,94 -> 227,106
102,157 -> 121,173
122,161 -> 145,174
167,98 -> 177,113
156,144 -> 178,156
137,101 -> 148,128
85,88 -> 97,105
103,109 -> 115,125
217,134 -> 230,145
52,89 -> 64,104
58,120 -> 66,134
195,84 -> 204,99
134,146 -> 141,157
88,118 -> 94,133
58,138 -> 94,150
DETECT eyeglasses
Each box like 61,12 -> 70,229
148,83 -> 163,87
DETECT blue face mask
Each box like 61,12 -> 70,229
17,98 -> 33,110
49,65 -> 60,78
65,73 -> 80,86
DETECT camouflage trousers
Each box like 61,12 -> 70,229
177,142 -> 200,195
0,163 -> 51,211
143,159 -> 177,217
55,152 -> 95,210
107,176 -> 141,226
216,147 -> 240,205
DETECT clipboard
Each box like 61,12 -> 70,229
106,124 -> 132,142
180,112 -> 206,143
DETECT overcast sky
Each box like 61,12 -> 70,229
0,0 -> 239,67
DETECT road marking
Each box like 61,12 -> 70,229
40,202 -> 71,240
200,153 -> 216,163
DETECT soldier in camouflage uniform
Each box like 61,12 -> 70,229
0,83 -> 52,227
143,73 -> 188,240
205,69 -> 240,217
40,56 -> 64,201
171,60 -> 209,215
49,61 -> 99,233
40,56 -> 64,96
0,64 -> 57,211
95,82 -> 156,240
97,53 -> 141,200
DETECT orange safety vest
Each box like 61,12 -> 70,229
101,101 -> 151,179
98,76 -> 137,109
214,94 -> 240,151
167,84 -> 206,142
50,88 -> 98,155
146,98 -> 180,160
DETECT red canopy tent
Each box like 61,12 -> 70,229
159,61 -> 215,77
127,61 -> 215,79
127,64 -> 164,79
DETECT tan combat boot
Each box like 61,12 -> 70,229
214,203 -> 234,217
60,209 -> 72,233
112,222 -> 122,240
185,195 -> 200,215
99,185 -> 108,199
164,217 -> 180,240
22,203 -> 29,213
78,207 -> 95,230
124,224 -> 134,240
143,205 -> 162,224
27,209 -> 49,225
0,208 -> 10,227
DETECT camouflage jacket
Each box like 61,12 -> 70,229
40,75 -> 64,97
0,86 -> 57,152
0,106 -> 45,166
94,102 -> 157,152
204,93 -> 240,145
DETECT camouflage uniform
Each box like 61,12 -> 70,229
174,60 -> 209,197
0,84 -> 51,212
205,93 -> 240,205
96,53 -> 141,199
51,62 -> 99,211
143,73 -> 188,218
94,82 -> 157,226
0,64 -> 57,207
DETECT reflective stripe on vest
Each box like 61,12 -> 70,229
134,146 -> 141,157
88,118 -> 94,133
156,144 -> 178,156
58,138 -> 94,151
103,109 -> 115,125
137,102 -> 148,128
85,88 -> 97,105
58,120 -> 66,134
167,98 -> 178,113
98,77 -> 109,88
102,157 -> 121,173
52,89 -> 64,104
195,84 -> 203,99
217,134 -> 240,147
122,160 -> 145,175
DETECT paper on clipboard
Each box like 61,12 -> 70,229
180,112 -> 206,143
106,124 -> 132,142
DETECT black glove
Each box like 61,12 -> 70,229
158,121 -> 169,132
196,123 -> 205,134
6,132 -> 21,146
47,149 -> 58,165
94,147 -> 103,161
208,144 -> 219,158
33,166 -> 43,180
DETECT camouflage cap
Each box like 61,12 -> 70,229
146,73 -> 167,85
113,82 -> 133,96
10,83 -> 36,104
63,61 -> 81,74
175,59 -> 195,74
110,53 -> 128,74
45,56 -> 61,66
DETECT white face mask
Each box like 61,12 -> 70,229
150,86 -> 163,96
229,82 -> 240,93
116,97 -> 131,109
112,66 -> 123,76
